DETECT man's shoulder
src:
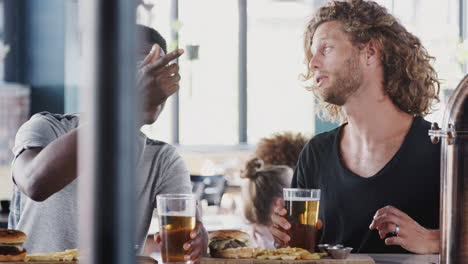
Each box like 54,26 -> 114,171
142,137 -> 180,161
409,116 -> 437,143
413,115 -> 432,131
304,125 -> 341,151
408,115 -> 440,151
144,137 -> 172,151
144,137 -> 168,146
31,111 -> 79,122
13,112 -> 79,154
139,137 -> 189,190
26,111 -> 79,132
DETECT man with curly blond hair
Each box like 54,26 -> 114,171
270,0 -> 440,254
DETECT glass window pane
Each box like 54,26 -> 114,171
247,0 -> 315,144
392,0 -> 461,123
178,0 -> 239,145
138,0 -> 175,143
141,96 -> 175,143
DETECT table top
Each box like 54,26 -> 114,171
148,253 -> 439,264
201,254 -> 374,264
368,254 -> 438,264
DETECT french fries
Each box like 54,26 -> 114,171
254,247 -> 326,260
25,249 -> 79,262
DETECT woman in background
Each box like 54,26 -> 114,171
241,158 -> 292,249
240,132 -> 308,249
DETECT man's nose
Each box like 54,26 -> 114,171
309,55 -> 321,69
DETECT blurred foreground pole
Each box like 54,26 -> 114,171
79,0 -> 137,264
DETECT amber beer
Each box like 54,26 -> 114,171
157,194 -> 197,264
283,188 -> 320,253
160,215 -> 196,263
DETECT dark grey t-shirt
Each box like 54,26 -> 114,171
8,112 -> 191,253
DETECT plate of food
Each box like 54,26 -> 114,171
202,230 -> 374,264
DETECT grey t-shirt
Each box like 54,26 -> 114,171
8,112 -> 191,253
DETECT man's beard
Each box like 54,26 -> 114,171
321,53 -> 363,106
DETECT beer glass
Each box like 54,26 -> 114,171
157,194 -> 197,264
283,188 -> 320,252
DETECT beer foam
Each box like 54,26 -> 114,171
284,197 -> 320,201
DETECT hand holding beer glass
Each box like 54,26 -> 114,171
282,188 -> 320,252
157,194 -> 197,264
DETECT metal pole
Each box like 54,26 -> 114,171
460,0 -> 466,73
79,0 -> 137,263
238,0 -> 247,144
171,0 -> 180,144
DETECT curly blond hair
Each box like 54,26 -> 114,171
302,0 -> 440,123
255,132 -> 309,169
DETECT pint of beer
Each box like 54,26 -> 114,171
283,188 -> 320,252
157,194 -> 197,264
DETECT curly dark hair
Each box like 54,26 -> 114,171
255,132 -> 309,169
302,0 -> 440,123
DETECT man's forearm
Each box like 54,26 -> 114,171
14,128 -> 79,201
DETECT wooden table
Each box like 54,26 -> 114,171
201,254 -> 374,263
369,254 -> 438,264
148,253 -> 439,264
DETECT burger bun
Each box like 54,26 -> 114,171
208,230 -> 250,241
0,229 -> 27,244
0,251 -> 27,262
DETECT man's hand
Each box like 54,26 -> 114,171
370,205 -> 439,254
269,202 -> 291,248
137,44 -> 184,123
183,220 -> 208,263
155,220 -> 208,264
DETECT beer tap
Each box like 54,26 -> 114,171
428,75 -> 468,264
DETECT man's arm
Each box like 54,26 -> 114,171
13,128 -> 78,201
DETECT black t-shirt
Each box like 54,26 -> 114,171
292,116 -> 440,253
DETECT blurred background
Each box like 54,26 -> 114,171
0,0 -> 466,253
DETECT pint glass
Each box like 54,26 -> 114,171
283,188 -> 320,252
157,194 -> 197,263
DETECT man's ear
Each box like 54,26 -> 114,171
364,40 -> 381,66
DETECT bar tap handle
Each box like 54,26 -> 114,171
429,122 -> 440,144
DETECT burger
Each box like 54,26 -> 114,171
0,229 -> 27,261
208,230 -> 255,258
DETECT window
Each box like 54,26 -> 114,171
138,0 -> 175,144
398,0 -> 462,123
377,0 -> 462,123
140,0 -> 239,145
178,0 -> 239,145
246,0 -> 315,144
